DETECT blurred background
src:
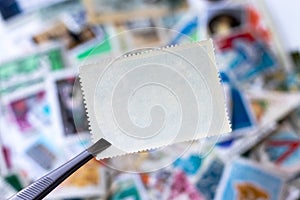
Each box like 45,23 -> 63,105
1,0 -> 300,199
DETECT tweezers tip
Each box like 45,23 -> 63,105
88,138 -> 111,156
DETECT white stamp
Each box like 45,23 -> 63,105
80,39 -> 231,159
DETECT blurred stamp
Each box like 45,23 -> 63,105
51,69 -> 89,136
1,84 -> 53,135
216,159 -> 285,200
48,159 -> 106,199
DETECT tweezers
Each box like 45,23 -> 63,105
8,138 -> 111,200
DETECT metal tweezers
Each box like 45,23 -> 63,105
8,138 -> 111,200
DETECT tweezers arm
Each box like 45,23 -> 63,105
8,150 -> 93,200
8,138 -> 111,200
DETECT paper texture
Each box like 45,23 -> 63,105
80,39 -> 231,159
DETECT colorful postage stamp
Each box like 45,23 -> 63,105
49,159 -> 106,199
168,170 -> 205,200
196,158 -> 225,200
109,174 -> 148,200
216,159 -> 285,200
9,90 -> 51,133
52,70 -> 89,136
258,123 -> 300,173
216,31 -> 276,82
